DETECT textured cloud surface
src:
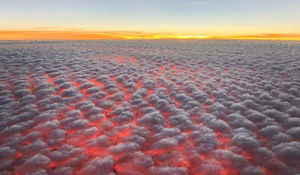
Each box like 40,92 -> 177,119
0,40 -> 300,175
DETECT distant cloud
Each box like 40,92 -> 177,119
215,33 -> 300,41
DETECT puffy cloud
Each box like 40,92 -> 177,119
137,111 -> 165,132
86,135 -> 111,148
114,151 -> 154,174
258,125 -> 282,138
226,113 -> 256,131
189,126 -> 219,154
21,140 -> 49,154
232,132 -> 259,150
287,127 -> 300,139
51,166 -> 73,175
207,119 -> 231,133
78,156 -> 115,175
152,137 -> 178,150
150,166 -> 188,175
263,109 -> 286,122
16,154 -> 50,174
273,141 -> 300,167
240,165 -> 264,175
61,87 -> 79,97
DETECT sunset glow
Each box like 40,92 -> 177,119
0,0 -> 300,41
1,30 -> 300,41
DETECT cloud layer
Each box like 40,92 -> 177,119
0,40 -> 300,174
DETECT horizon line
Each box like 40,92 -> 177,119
1,30 -> 300,41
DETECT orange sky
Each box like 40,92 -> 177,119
1,1 -> 300,41
1,30 -> 300,41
